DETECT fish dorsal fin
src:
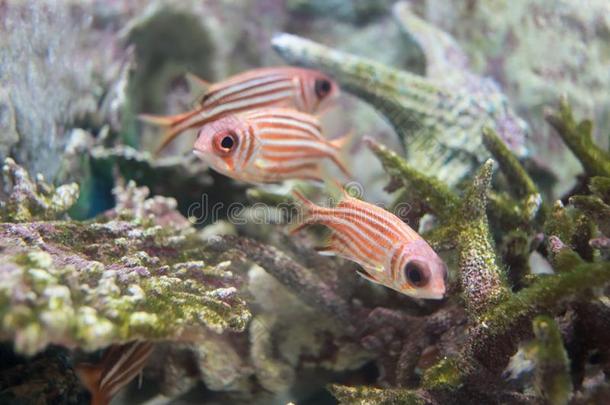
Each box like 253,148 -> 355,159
185,72 -> 212,91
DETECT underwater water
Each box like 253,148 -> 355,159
1,0 -> 610,404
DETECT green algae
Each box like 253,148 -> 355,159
1,235 -> 250,355
569,195 -> 610,237
421,357 -> 463,391
479,260 -> 610,339
531,315 -> 572,405
482,127 -> 538,200
329,384 -> 425,405
366,138 -> 459,221
457,160 -> 510,318
590,176 -> 610,203
1,158 -> 79,223
545,96 -> 610,178
0,163 -> 251,355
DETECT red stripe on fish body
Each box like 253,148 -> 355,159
291,190 -> 447,300
193,108 -> 350,184
140,67 -> 339,153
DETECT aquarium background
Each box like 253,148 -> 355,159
1,0 -> 609,404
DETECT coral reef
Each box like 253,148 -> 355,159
0,160 -> 250,355
1,2 -> 609,404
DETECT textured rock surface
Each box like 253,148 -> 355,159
0,164 -> 250,355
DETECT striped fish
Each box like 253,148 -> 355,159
291,188 -> 447,299
193,108 -> 350,183
140,67 -> 339,153
76,341 -> 154,405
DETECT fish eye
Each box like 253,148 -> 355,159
221,135 -> 234,149
404,261 -> 430,287
315,79 -> 332,98
213,130 -> 238,155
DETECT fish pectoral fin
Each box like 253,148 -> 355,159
356,270 -> 384,286
314,245 -> 338,256
254,159 -> 268,169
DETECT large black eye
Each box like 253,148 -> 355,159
404,261 -> 430,287
221,135 -> 235,149
213,131 -> 238,155
315,79 -> 332,98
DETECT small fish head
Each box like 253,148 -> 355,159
392,240 -> 447,300
303,71 -> 340,112
193,115 -> 253,174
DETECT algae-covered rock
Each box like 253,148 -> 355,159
329,384 -> 425,405
1,158 -> 79,223
0,161 -> 250,355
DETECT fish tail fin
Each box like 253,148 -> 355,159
326,178 -> 352,200
291,188 -> 316,209
75,363 -> 105,405
76,341 -> 154,405
138,108 -> 199,127
288,189 -> 321,234
329,131 -> 353,179
329,131 -> 352,150
139,108 -> 205,154
153,126 -> 187,156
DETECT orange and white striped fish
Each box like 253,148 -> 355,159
140,67 -> 339,153
193,108 -> 350,183
76,341 -> 154,405
291,189 -> 447,299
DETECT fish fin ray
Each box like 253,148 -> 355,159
288,189 -> 320,234
329,131 -> 353,179
76,341 -> 154,405
357,270 -> 384,286
185,72 -> 212,89
314,245 -> 338,256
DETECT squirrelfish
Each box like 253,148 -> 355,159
140,67 -> 339,153
193,108 -> 350,183
76,341 -> 154,405
291,189 -> 447,299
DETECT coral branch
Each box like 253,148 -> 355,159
208,235 -> 354,325
482,127 -> 538,199
365,137 -> 459,220
531,315 -> 572,405
466,260 -> 610,375
569,195 -> 610,236
590,176 -> 610,203
544,97 -> 610,178
272,32 -> 511,186
457,160 -> 510,318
